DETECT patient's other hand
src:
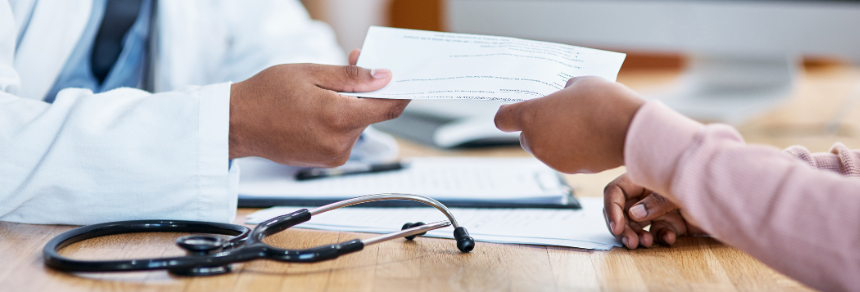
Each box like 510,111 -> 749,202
604,173 -> 706,249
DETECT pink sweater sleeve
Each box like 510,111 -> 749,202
624,101 -> 860,292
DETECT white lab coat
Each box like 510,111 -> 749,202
0,0 -> 345,224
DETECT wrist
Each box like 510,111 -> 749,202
228,82 -> 252,160
623,101 -> 706,193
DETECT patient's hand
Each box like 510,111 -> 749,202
604,173 -> 706,249
494,77 -> 645,174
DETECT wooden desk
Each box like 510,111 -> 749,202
5,65 -> 859,292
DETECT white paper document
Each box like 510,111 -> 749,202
238,157 -> 571,204
246,197 -> 621,250
343,26 -> 626,102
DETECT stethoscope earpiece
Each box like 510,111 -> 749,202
454,227 -> 475,252
402,222 -> 475,252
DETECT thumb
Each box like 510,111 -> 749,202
349,49 -> 361,66
628,193 -> 678,222
312,64 -> 392,93
494,102 -> 527,132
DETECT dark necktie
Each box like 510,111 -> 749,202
90,0 -> 143,84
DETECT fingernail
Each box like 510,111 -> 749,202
629,204 -> 646,220
371,69 -> 390,79
621,237 -> 629,248
565,77 -> 578,87
663,233 -> 670,244
609,221 -> 616,234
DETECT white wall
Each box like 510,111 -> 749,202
301,0 -> 392,52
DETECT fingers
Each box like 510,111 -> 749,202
349,49 -> 361,66
346,98 -> 411,125
616,221 -> 654,249
604,173 -> 670,249
628,193 -> 679,222
311,64 -> 392,93
604,184 -> 640,248
604,184 -> 628,236
494,102 -> 527,132
635,228 -> 654,248
651,223 -> 678,246
306,63 -> 405,126
649,211 -> 689,246
618,224 -> 640,249
602,174 -> 695,249
603,174 -> 649,236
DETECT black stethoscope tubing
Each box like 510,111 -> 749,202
43,194 -> 474,276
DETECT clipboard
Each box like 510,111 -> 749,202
236,157 -> 581,210
238,192 -> 581,209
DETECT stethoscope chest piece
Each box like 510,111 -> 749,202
169,235 -> 233,276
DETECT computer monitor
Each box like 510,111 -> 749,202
445,0 -> 860,123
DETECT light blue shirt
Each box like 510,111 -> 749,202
44,0 -> 152,103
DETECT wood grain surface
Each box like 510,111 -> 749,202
5,64 -> 857,291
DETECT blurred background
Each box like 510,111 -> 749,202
300,0 -> 860,155
300,0 -> 684,70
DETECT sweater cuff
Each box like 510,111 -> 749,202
624,101 -> 705,196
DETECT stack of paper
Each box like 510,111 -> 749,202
343,26 -> 626,102
246,197 -> 621,250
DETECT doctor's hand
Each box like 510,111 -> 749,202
228,60 -> 408,167
494,76 -> 645,174
604,173 -> 706,249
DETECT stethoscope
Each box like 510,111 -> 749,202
43,194 -> 475,276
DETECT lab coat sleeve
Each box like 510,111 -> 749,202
0,85 -> 238,225
214,0 -> 347,83
0,2 -> 237,224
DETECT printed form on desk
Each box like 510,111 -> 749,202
246,197 -> 622,250
238,157 -> 572,205
342,26 -> 626,102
